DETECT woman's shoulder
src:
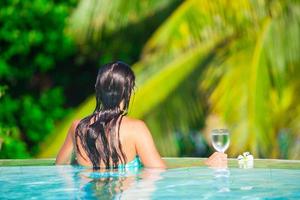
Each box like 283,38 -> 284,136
120,116 -> 150,136
69,119 -> 81,136
71,119 -> 81,129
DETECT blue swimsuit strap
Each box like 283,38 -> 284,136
83,157 -> 142,179
118,156 -> 142,169
72,150 -> 142,169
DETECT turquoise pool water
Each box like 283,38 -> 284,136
0,158 -> 300,199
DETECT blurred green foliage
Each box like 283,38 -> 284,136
1,0 -> 299,160
0,0 -> 77,158
40,0 -> 300,160
0,0 -> 180,158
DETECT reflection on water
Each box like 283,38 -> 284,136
213,168 -> 230,193
57,166 -> 165,199
74,167 -> 232,199
2,165 -> 299,199
80,172 -> 132,199
55,166 -> 299,199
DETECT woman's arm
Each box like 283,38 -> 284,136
135,121 -> 166,168
55,120 -> 79,165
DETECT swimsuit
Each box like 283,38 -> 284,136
71,151 -> 142,169
78,156 -> 143,179
118,156 -> 142,169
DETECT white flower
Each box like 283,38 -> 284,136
243,152 -> 250,157
237,152 -> 254,169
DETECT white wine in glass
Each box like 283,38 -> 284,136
211,129 -> 230,153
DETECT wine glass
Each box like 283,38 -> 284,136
211,129 -> 230,153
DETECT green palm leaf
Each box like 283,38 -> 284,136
205,1 -> 300,158
67,0 -> 176,45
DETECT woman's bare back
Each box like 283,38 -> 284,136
57,116 -> 166,168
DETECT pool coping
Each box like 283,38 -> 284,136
1,157 -> 300,169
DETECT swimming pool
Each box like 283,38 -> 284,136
1,158 -> 300,199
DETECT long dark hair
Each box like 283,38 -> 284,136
75,61 -> 135,169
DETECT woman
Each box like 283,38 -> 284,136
56,61 -> 226,169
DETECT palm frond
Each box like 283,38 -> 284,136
67,0 -> 176,45
205,0 -> 300,158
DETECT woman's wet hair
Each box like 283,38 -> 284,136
75,61 -> 135,169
